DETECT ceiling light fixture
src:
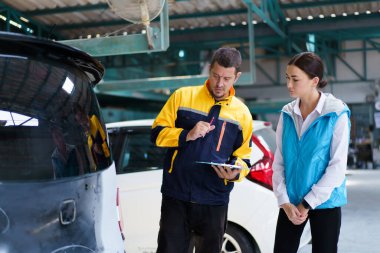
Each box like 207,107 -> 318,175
9,20 -> 22,29
178,49 -> 185,58
319,14 -> 324,18
20,17 -> 29,23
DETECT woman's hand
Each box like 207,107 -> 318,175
281,203 -> 308,225
296,202 -> 310,217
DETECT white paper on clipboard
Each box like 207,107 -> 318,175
195,161 -> 243,170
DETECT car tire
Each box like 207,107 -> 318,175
223,224 -> 258,253
188,223 -> 257,253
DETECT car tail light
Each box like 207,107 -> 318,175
263,121 -> 272,127
116,187 -> 125,240
248,157 -> 273,190
247,133 -> 274,190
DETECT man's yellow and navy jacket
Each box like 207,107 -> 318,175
151,80 -> 253,205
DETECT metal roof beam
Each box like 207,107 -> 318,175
281,0 -> 380,9
0,2 -> 62,38
242,0 -> 286,38
97,72 -> 254,92
24,0 -> 378,21
255,63 -> 278,85
242,0 -> 302,53
54,9 -> 249,30
23,0 -> 380,18
94,90 -> 169,102
366,39 -> 380,52
288,14 -> 380,34
60,0 -> 169,56
336,55 -> 366,81
60,27 -> 163,56
24,3 -> 108,16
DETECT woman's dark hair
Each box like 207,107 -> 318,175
210,47 -> 242,73
288,52 -> 327,89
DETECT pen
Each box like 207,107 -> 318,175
209,116 -> 215,126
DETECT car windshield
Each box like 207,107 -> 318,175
253,128 -> 276,153
0,55 -> 112,181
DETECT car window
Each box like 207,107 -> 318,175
0,56 -> 112,181
253,128 -> 276,152
112,128 -> 166,174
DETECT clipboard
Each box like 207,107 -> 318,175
195,161 -> 243,170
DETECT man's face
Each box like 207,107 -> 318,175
208,62 -> 241,101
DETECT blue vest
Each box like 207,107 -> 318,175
282,98 -> 350,209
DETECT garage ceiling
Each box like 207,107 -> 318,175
1,0 -> 379,40
1,0 -> 380,103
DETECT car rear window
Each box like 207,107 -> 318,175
0,55 -> 112,181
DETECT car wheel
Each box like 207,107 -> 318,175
222,224 -> 257,253
188,224 -> 257,253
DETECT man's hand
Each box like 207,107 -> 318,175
280,203 -> 308,225
212,164 -> 241,180
186,121 -> 215,141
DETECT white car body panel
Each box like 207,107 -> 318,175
116,170 -> 278,253
108,119 -> 311,253
98,163 -> 126,253
117,170 -> 162,253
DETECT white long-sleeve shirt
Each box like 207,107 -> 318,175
272,92 -> 350,209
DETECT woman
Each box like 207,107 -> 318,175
272,52 -> 350,253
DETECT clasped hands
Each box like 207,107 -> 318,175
281,202 -> 309,225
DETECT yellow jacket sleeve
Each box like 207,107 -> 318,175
151,90 -> 188,148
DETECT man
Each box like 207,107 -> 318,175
50,125 -> 81,178
151,48 -> 253,253
74,104 -> 111,170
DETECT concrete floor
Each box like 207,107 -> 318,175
298,169 -> 380,253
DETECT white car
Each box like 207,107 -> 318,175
107,119 -> 311,253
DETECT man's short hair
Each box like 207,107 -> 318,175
210,47 -> 242,73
